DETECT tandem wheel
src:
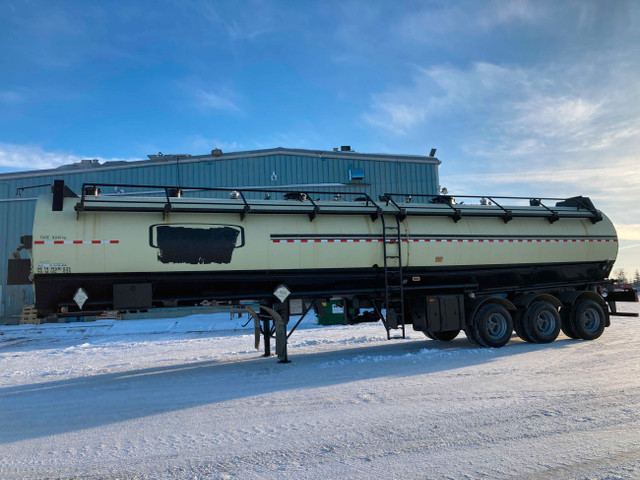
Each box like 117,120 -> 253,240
465,303 -> 513,348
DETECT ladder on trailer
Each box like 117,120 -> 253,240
381,215 -> 406,339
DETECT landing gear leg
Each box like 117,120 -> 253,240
245,305 -> 290,363
262,317 -> 271,357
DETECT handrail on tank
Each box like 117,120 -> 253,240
15,183 -> 53,196
378,194 -> 407,220
383,192 -> 602,224
483,197 -> 513,223
71,182 -> 602,223
74,182 -> 384,221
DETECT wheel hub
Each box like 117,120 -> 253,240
581,307 -> 601,333
487,313 -> 507,339
535,310 -> 556,335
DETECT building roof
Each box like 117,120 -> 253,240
0,147 -> 440,181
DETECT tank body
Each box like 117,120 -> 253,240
29,195 -> 618,313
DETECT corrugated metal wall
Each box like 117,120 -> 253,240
0,151 -> 439,322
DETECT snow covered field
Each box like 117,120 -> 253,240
1,303 -> 639,479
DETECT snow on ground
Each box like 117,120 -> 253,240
1,304 -> 639,479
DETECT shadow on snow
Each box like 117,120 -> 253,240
0,335 -> 575,444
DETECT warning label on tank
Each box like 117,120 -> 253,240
36,264 -> 71,274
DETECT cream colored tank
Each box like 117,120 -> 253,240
30,195 -> 618,276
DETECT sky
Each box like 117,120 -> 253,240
1,0 -> 639,275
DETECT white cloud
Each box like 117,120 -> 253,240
362,62 -> 527,135
194,89 -> 241,113
512,96 -> 601,138
0,143 -> 133,172
397,0 -> 544,43
364,56 -> 640,162
476,0 -> 544,30
193,0 -> 278,41
0,143 -> 81,170
177,76 -> 244,114
361,100 -> 426,136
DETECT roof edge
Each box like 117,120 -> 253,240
0,147 -> 441,181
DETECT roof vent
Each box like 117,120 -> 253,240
58,159 -> 101,169
211,148 -> 223,156
340,145 -> 352,152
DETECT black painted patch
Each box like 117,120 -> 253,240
150,224 -> 243,264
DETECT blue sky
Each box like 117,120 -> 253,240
1,0 -> 639,275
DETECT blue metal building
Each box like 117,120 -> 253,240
0,147 -> 440,323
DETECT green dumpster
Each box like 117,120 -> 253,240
317,299 -> 348,325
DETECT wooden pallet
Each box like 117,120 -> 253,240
19,306 -> 40,325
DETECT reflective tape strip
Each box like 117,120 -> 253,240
270,236 -> 614,243
34,240 -> 119,245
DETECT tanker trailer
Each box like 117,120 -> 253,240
13,180 -> 619,354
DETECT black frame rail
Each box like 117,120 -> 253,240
382,193 -> 603,224
74,182 -> 383,222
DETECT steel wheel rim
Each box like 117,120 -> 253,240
487,313 -> 507,339
581,307 -> 601,333
535,310 -> 556,335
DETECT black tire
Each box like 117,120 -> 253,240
560,306 -> 579,339
464,326 -> 482,346
570,299 -> 606,340
423,330 -> 436,340
425,329 -> 460,341
472,303 -> 513,348
521,301 -> 561,344
513,310 -> 533,342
